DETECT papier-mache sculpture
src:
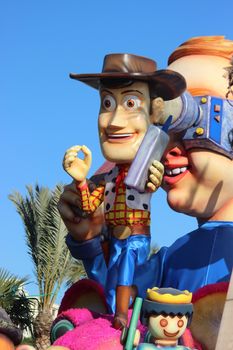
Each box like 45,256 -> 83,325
62,53 -> 185,329
53,36 -> 233,350
135,287 -> 193,349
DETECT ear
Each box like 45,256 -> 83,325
150,97 -> 165,124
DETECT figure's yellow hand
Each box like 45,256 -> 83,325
146,160 -> 164,192
63,145 -> 92,183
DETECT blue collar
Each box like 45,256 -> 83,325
198,221 -> 233,229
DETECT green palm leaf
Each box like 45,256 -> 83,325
9,184 -> 85,349
0,268 -> 33,334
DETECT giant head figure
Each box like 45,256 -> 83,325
162,36 -> 233,221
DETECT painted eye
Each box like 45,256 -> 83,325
177,319 -> 184,328
102,95 -> 116,111
50,319 -> 74,343
123,95 -> 141,110
160,318 -> 168,327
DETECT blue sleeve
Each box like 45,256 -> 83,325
133,246 -> 167,298
66,234 -> 107,287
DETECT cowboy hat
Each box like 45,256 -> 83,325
70,53 -> 186,100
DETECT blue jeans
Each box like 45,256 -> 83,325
105,234 -> 150,313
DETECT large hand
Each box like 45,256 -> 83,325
63,145 -> 92,184
146,160 -> 164,192
57,181 -> 104,241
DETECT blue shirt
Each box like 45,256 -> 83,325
66,221 -> 233,309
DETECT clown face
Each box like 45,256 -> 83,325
163,54 -> 233,220
148,314 -> 188,346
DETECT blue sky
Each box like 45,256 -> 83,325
1,0 -> 233,299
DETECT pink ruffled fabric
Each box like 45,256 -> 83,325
53,309 -> 146,350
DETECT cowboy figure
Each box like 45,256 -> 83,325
62,53 -> 186,328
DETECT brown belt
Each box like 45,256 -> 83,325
109,225 -> 150,240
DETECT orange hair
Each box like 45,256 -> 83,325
168,36 -> 233,65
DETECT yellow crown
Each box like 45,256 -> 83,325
147,287 -> 192,304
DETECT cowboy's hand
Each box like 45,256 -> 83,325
63,145 -> 92,184
57,181 -> 104,241
146,160 -> 164,192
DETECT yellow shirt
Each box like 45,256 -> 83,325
78,176 -> 150,226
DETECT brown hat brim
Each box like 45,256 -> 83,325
69,69 -> 186,100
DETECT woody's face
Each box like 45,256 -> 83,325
98,82 -> 151,164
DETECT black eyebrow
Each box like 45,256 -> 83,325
121,89 -> 143,95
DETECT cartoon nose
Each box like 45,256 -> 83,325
166,146 -> 183,158
108,106 -> 128,129
163,142 -> 187,161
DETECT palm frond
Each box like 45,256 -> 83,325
9,289 -> 35,335
65,258 -> 86,287
0,268 -> 34,332
9,183 -> 84,311
0,268 -> 28,305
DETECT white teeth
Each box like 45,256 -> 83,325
108,133 -> 132,138
172,168 -> 181,175
165,167 -> 187,176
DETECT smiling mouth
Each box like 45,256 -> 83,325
165,166 -> 188,176
163,166 -> 190,186
163,329 -> 179,338
106,133 -> 135,142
